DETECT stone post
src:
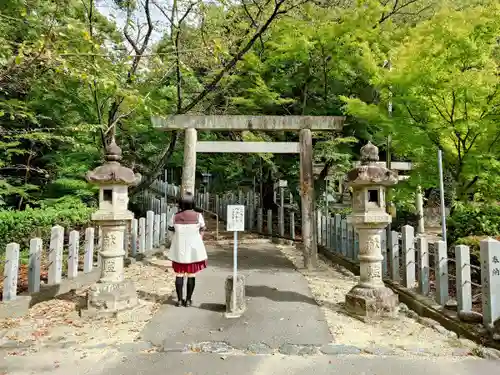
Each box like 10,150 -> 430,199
279,184 -> 285,237
29,238 -> 42,294
257,208 -> 263,233
267,209 -> 273,235
345,142 -> 399,319
480,238 -> 500,327
456,244 -> 472,313
416,186 -> 425,234
435,240 -> 449,306
181,128 -> 197,195
85,138 -> 142,316
249,191 -> 255,231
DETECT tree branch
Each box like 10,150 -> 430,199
428,95 -> 450,124
377,0 -> 420,25
123,5 -> 141,55
107,0 -> 154,142
132,0 -> 302,196
179,0 -> 288,114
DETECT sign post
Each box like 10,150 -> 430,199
278,180 -> 287,237
226,205 -> 245,317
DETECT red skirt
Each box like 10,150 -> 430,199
172,260 -> 207,274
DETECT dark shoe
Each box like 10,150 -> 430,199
185,299 -> 192,307
176,300 -> 184,307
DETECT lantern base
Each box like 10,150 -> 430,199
345,284 -> 399,320
85,279 -> 138,317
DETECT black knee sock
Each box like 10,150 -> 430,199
175,277 -> 184,301
186,277 -> 196,301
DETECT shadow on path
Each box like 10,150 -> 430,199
137,290 -> 172,305
139,243 -> 333,349
195,285 -> 317,312
197,302 -> 226,312
245,285 -> 317,305
207,244 -> 295,271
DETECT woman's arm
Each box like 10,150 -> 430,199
198,213 -> 206,239
168,213 -> 175,232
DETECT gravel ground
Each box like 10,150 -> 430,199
0,261 -> 175,358
277,245 -> 484,358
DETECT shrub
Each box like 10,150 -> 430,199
447,203 -> 500,245
0,196 -> 94,253
392,209 -> 419,232
332,206 -> 352,218
454,235 -> 500,266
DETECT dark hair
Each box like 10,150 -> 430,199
179,192 -> 195,211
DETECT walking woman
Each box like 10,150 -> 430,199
167,192 -> 208,307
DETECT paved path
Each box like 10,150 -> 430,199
104,353 -> 500,375
141,242 -> 332,351
2,343 -> 499,375
2,242 -> 499,375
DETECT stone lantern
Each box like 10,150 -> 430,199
85,138 -> 141,316
345,141 -> 399,319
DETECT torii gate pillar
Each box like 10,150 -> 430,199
299,129 -> 316,269
181,128 -> 197,195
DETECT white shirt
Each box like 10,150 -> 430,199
167,212 -> 208,264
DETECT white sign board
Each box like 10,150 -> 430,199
227,205 -> 245,232
278,180 -> 288,188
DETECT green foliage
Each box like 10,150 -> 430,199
1,0 -> 499,238
0,0 -> 116,207
332,206 -> 352,218
0,197 -> 94,252
453,235 -> 500,265
448,201 -> 500,262
447,203 -> 500,246
343,3 -> 500,204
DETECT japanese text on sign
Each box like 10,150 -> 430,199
493,256 -> 500,277
227,205 -> 245,232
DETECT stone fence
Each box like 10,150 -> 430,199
137,178 -> 180,213
3,177 -> 498,340
316,217 -> 500,329
175,184 -> 500,337
0,206 -> 178,304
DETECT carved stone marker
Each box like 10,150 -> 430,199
225,275 -> 246,316
85,138 -> 142,316
480,238 -> 500,328
345,142 -> 399,319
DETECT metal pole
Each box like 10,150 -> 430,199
233,231 -> 238,313
259,159 -> 263,208
279,185 -> 285,237
386,60 -> 392,192
165,169 -> 168,207
384,59 -> 393,174
438,150 -> 447,244
385,59 -> 393,243
324,180 -> 328,246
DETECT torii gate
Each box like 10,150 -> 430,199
152,115 -> 345,269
